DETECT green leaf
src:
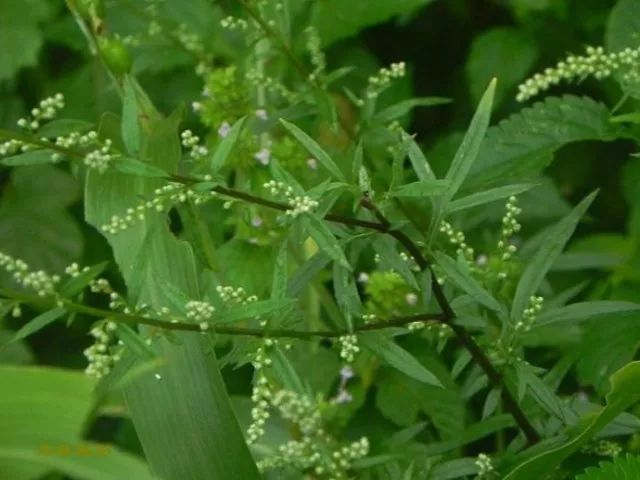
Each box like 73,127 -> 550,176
303,214 -> 351,270
38,119 -> 94,138
535,301 -> 640,327
404,131 -> 436,181
361,332 -> 443,387
390,179 -> 450,198
575,454 -> 640,480
216,298 -> 296,324
310,0 -> 435,46
467,96 -> 620,188
447,183 -> 536,214
466,27 -> 538,107
85,99 -> 260,478
433,252 -> 503,314
271,242 -> 288,299
0,366 -> 95,480
606,0 -> 640,51
0,444 -> 158,480
372,236 -> 419,289
0,165 -> 82,275
59,262 -> 109,297
511,192 -> 596,322
114,157 -> 168,178
505,362 -> 640,479
210,117 -> 246,172
122,76 -> 141,156
115,324 -> 156,361
443,78 -> 496,202
374,97 -> 450,124
0,0 -> 52,80
0,149 -> 56,166
3,307 -> 66,347
279,119 -> 346,182
333,262 -> 361,329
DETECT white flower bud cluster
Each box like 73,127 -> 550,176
216,284 -> 258,304
362,313 -> 377,324
334,366 -> 355,404
148,20 -> 162,36
589,439 -> 622,458
440,220 -> 474,262
0,139 -> 22,157
181,130 -> 209,161
258,435 -> 369,479
366,62 -> 406,99
185,300 -> 215,331
515,295 -> 543,332
220,16 -> 248,30
17,93 -> 64,131
305,26 -> 326,82
338,334 -> 359,363
101,182 -> 216,234
263,180 -> 319,218
272,390 -> 323,435
83,138 -> 115,173
84,321 -> 121,379
175,24 -> 205,57
399,251 -> 420,272
517,45 -> 640,102
0,251 -> 60,297
64,262 -> 90,278
475,453 -> 494,476
408,321 -> 426,331
247,339 -> 278,444
496,196 -> 522,279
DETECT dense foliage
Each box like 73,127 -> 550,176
1,0 -> 640,479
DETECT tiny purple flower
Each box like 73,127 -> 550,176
254,148 -> 270,165
340,365 -> 355,381
218,121 -> 231,138
335,389 -> 353,404
251,216 -> 263,227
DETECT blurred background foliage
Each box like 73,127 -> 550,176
1,0 -> 639,477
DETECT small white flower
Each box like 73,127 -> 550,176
306,157 -> 318,170
405,293 -> 418,306
255,109 -> 268,120
218,121 -> 231,138
254,148 -> 271,165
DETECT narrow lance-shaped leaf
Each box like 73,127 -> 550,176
447,183 -> 537,214
534,301 -> 640,328
433,252 -> 503,314
304,214 -> 351,270
511,191 -> 597,322
3,307 -> 66,347
122,76 -> 141,156
360,332 -> 443,387
333,262 -> 362,330
210,117 -> 246,172
391,179 -> 450,198
280,119 -> 346,182
505,361 -> 640,479
443,78 -> 496,202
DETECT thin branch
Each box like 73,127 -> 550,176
0,288 -> 443,340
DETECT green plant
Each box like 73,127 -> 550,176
1,1 -> 640,479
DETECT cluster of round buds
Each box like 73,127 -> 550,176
100,182 -> 216,234
64,262 -> 90,278
175,24 -> 205,56
515,295 -> 544,333
366,62 -> 406,99
0,139 -> 22,157
246,68 -> 295,102
399,251 -> 420,272
84,321 -> 120,379
89,277 -> 114,296
17,93 -> 64,131
517,45 -> 640,102
408,320 -> 426,331
185,300 -> 215,331
439,220 -> 475,263
220,15 -> 248,30
338,334 -> 359,363
216,285 -> 257,305
84,139 -> 116,173
247,339 -> 278,443
587,439 -> 623,458
0,251 -> 60,297
263,180 -> 319,218
495,196 -> 522,279
247,373 -> 272,444
362,313 -> 377,324
180,130 -> 209,161
305,26 -> 326,82
272,390 -> 322,435
475,453 -> 494,477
